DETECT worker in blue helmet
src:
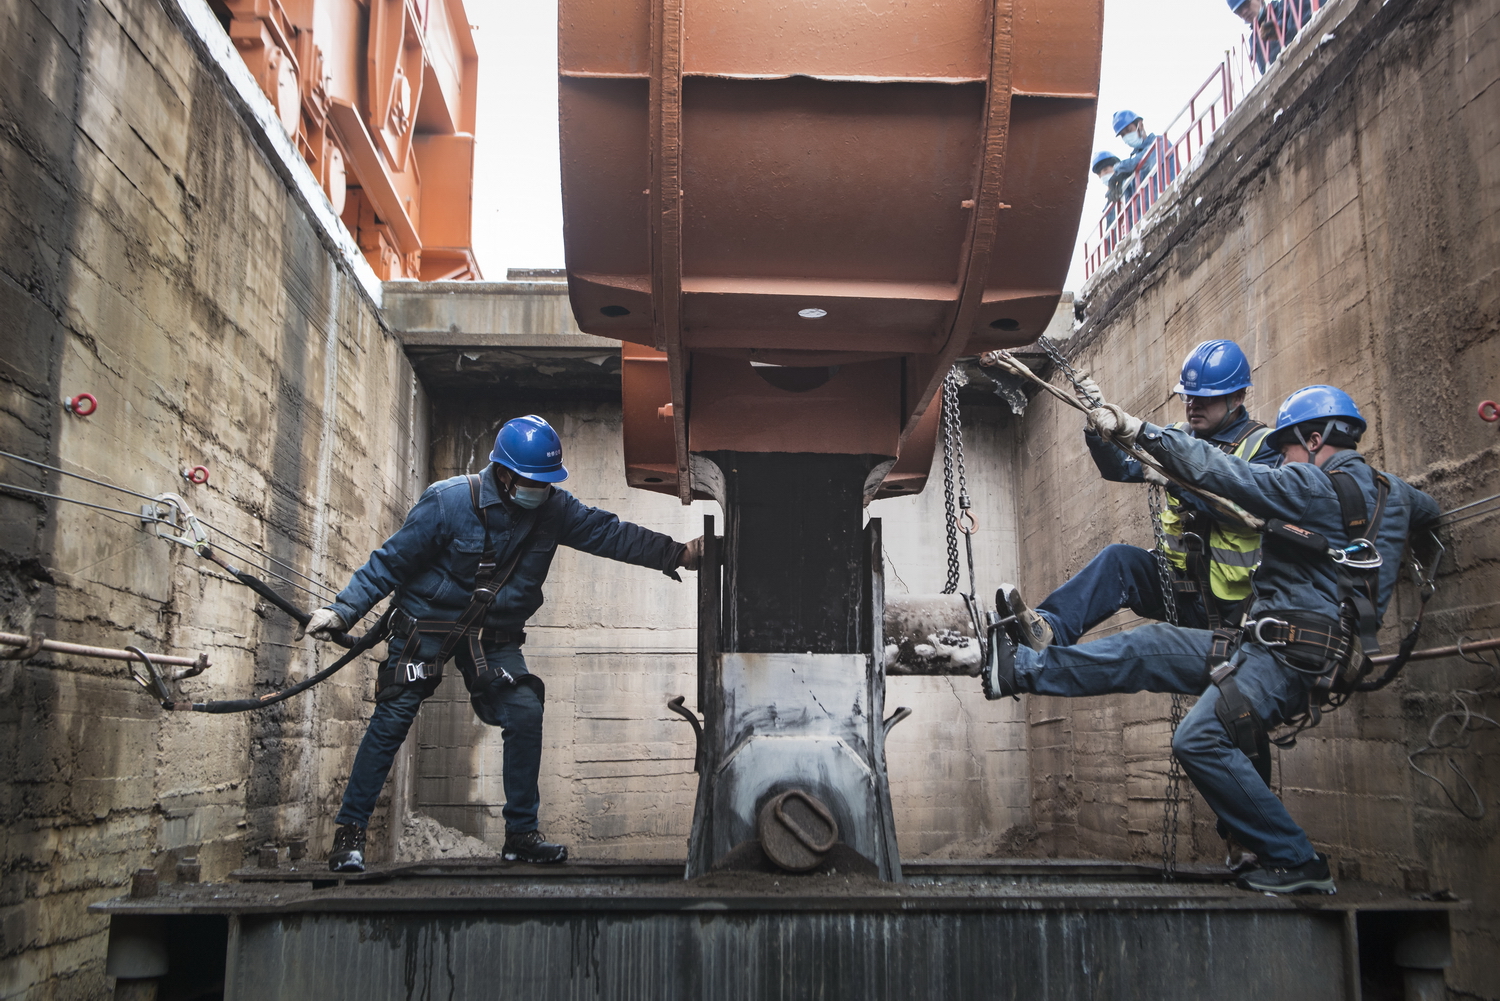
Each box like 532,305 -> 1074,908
981,386 -> 1439,895
1108,109 -> 1178,224
1092,150 -> 1126,245
993,339 -> 1278,659
301,415 -> 703,872
1228,0 -> 1319,71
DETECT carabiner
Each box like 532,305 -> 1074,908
1332,538 -> 1382,570
1249,618 -> 1289,648
149,492 -> 210,551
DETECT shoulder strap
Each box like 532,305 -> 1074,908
1324,468 -> 1369,537
1322,467 -> 1390,656
433,474 -> 540,666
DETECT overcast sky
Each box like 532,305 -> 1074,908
466,0 -> 1250,292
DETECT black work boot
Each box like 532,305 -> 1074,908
982,622 -> 1020,701
328,822 -> 367,873
502,830 -> 569,864
1236,852 -> 1335,895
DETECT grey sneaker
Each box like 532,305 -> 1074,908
999,584 -> 1053,652
1236,852 -> 1336,895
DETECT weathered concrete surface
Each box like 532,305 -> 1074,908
1026,0 -> 1500,993
0,0 -> 426,995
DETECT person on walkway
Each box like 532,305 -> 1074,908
1108,110 -> 1178,225
982,386 -> 1440,894
1092,150 -> 1126,250
992,339 -> 1277,651
1229,0 -> 1321,72
302,415 -> 703,872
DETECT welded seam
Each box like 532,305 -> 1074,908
648,0 -> 690,504
900,0 -> 1016,449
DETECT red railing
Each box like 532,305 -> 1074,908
1082,0 -> 1325,279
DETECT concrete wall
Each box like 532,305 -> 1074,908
406,357 -> 1030,859
1029,0 -> 1500,993
0,0 -> 426,995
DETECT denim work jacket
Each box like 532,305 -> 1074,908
329,465 -> 685,632
1137,426 -> 1441,624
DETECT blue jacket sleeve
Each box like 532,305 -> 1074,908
557,494 -> 685,573
329,484 -> 447,625
1086,430 -> 1145,483
1138,424 -> 1324,523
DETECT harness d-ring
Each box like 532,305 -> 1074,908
957,510 -> 978,535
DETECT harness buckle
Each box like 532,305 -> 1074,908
404,660 -> 429,683
1248,617 -> 1290,648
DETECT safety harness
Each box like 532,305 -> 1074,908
1162,417 -> 1270,629
1208,461 -> 1435,782
376,473 -> 538,701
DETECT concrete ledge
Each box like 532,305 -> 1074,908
383,280 -> 619,349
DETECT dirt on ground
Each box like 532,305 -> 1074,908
395,813 -> 497,862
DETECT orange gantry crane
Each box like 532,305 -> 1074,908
220,0 -> 481,281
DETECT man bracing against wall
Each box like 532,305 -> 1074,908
992,339 -> 1277,651
981,386 -> 1440,894
300,415 -> 703,872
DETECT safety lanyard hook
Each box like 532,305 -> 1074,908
126,645 -> 172,706
149,492 -> 209,550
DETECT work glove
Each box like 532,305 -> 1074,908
679,536 -> 704,572
1141,465 -> 1170,487
1073,375 -> 1105,409
298,607 -> 346,641
1086,404 -> 1144,448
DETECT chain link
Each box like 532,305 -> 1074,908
939,369 -> 977,597
1149,482 -> 1186,880
1038,336 -> 1102,408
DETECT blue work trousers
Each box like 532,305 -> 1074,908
1013,622 -> 1317,865
335,641 -> 544,832
1037,543 -> 1228,645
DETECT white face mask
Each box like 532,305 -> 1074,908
1123,129 -> 1148,150
510,483 -> 549,509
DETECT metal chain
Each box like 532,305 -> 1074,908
1038,336 -> 1102,408
938,369 -> 977,597
1149,482 -> 1186,880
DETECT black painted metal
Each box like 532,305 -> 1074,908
701,451 -> 885,653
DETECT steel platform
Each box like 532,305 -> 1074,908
92,858 -> 1458,1000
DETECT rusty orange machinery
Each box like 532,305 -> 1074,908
219,0 -> 481,280
559,0 -> 1103,501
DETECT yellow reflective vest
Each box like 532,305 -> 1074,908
1158,421 -> 1271,603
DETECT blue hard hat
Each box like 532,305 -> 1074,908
1112,109 -> 1143,135
1272,386 -> 1367,442
1091,150 -> 1120,173
1173,339 -> 1253,396
1226,0 -> 1250,9
490,415 -> 569,482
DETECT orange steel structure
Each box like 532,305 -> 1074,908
560,0 -> 1104,501
220,0 -> 481,281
